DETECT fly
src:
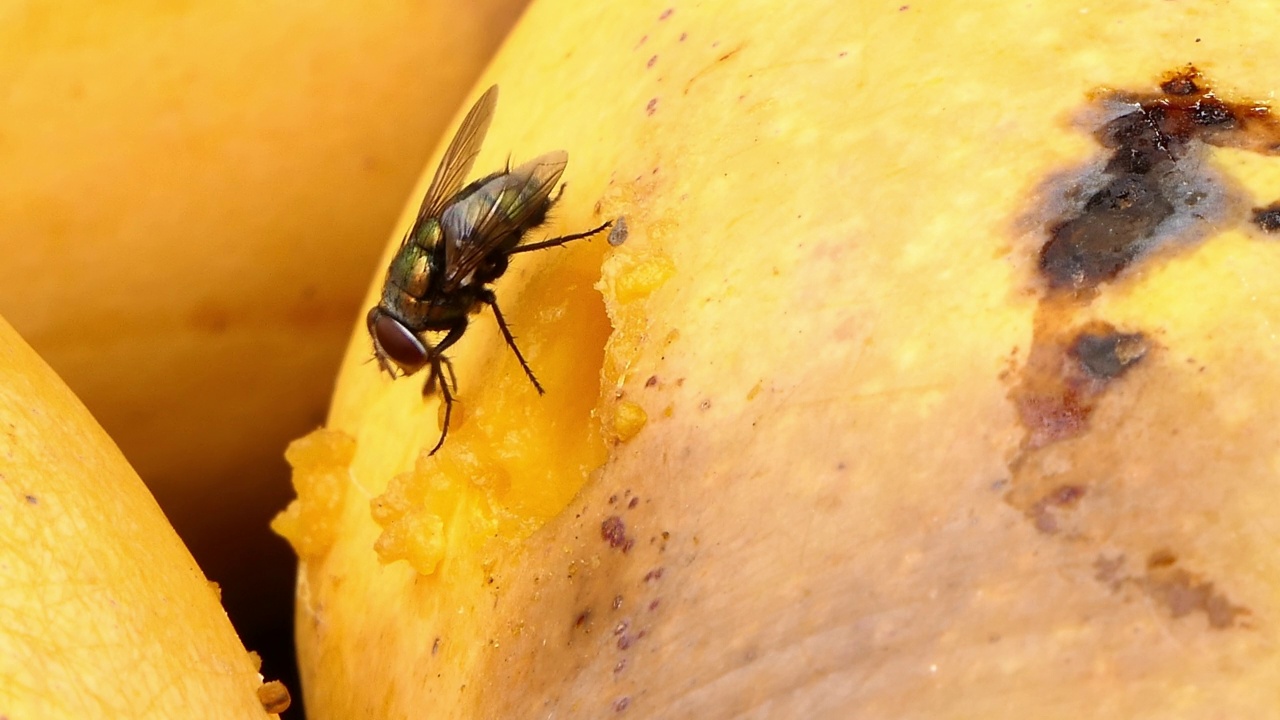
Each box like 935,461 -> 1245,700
366,85 -> 611,454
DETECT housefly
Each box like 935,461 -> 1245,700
366,85 -> 611,454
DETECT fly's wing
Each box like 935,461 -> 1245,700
413,85 -> 499,225
438,151 -> 567,289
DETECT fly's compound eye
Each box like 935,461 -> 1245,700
368,309 -> 429,374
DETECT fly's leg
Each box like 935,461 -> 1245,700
422,319 -> 467,455
506,220 -> 613,255
422,353 -> 459,396
425,356 -> 456,456
479,288 -> 544,394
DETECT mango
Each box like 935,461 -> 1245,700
287,1 -> 1280,717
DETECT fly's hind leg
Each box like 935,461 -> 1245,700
479,288 -> 544,394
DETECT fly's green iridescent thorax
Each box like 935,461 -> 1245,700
384,219 -> 442,304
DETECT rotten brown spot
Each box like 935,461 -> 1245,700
1039,66 -> 1280,292
1145,567 -> 1249,628
1012,314 -> 1150,449
1094,553 -> 1249,629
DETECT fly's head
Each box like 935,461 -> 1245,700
367,306 -> 429,378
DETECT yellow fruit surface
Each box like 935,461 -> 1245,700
0,316 -> 275,719
289,1 -> 1280,718
0,0 -> 527,616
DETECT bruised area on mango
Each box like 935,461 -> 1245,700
1008,68 -> 1280,630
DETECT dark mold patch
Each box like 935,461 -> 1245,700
1070,329 -> 1148,380
1038,66 -> 1280,292
1005,68 -> 1263,631
1251,202 -> 1280,233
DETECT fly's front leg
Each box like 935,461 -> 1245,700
479,289 -> 544,394
507,220 -> 613,255
421,318 -> 468,396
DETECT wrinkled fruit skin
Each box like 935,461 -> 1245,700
0,317 -> 274,719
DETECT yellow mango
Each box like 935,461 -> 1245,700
288,1 -> 1280,717
0,315 -> 278,718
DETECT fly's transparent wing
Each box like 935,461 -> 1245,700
438,151 -> 567,289
413,85 -> 499,224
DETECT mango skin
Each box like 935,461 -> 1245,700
0,0 -> 527,692
298,1 -> 1280,718
0,315 -> 275,719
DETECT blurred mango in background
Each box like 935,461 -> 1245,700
0,0 -> 528,712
